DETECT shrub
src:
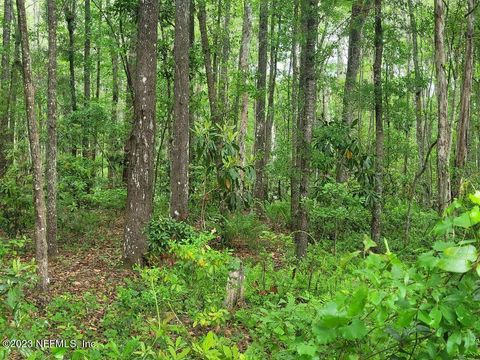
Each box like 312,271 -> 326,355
147,216 -> 198,253
264,200 -> 291,229
222,212 -> 268,247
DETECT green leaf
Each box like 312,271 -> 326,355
340,318 -> 368,340
452,212 -> 472,228
437,246 -> 477,273
428,306 -> 442,329
446,331 -> 462,355
468,191 -> 480,205
296,343 -> 317,358
348,287 -> 368,317
468,206 -> 480,225
363,235 -> 376,253
312,324 -> 337,344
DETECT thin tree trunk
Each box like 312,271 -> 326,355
46,0 -> 58,256
408,0 -> 424,171
264,10 -> 281,198
336,0 -> 371,182
95,0 -> 101,100
217,0 -> 230,120
0,0 -> 12,176
83,0 -> 91,158
253,0 -> 268,202
123,0 -> 158,266
293,0 -> 318,259
17,0 -> 49,292
65,0 -> 77,156
170,0 -> 190,221
453,0 -> 474,198
290,0 -> 300,230
236,0 -> 252,169
371,0 -> 383,243
434,0 -> 450,214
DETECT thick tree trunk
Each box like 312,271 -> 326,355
434,0 -> 450,214
123,0 -> 158,266
236,0 -> 252,169
0,0 -> 12,176
336,0 -> 371,182
170,0 -> 190,221
17,0 -> 49,292
253,0 -> 268,201
108,50 -> 119,185
453,0 -> 474,198
46,0 -> 58,256
371,0 -> 383,243
293,0 -> 318,259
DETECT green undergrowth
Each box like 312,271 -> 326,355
2,194 -> 480,359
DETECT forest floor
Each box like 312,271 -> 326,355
20,212 -> 135,338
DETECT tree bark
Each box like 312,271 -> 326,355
335,0 -> 371,182
0,0 -> 12,176
170,0 -> 190,221
83,0 -> 91,158
65,1 -> 77,112
264,9 -> 281,196
371,0 -> 383,244
16,0 -> 49,292
253,0 -> 268,201
46,0 -> 58,256
217,0 -> 230,120
123,0 -> 158,266
293,0 -> 318,259
197,1 -> 218,124
434,0 -> 450,214
235,0 -> 252,169
453,0 -> 474,198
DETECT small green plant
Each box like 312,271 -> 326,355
147,216 -> 198,253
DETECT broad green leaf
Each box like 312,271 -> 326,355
348,287 -> 368,317
312,324 -> 337,344
469,206 -> 480,225
446,331 -> 462,355
428,306 -> 442,329
296,343 -> 317,357
468,191 -> 480,205
452,212 -> 472,228
340,318 -> 368,340
444,245 -> 477,262
437,258 -> 471,273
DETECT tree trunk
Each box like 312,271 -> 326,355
46,0 -> 58,256
83,0 -> 91,158
16,0 -> 49,292
123,0 -> 158,266
253,0 -> 268,202
290,0 -> 300,230
264,10 -> 281,197
217,0 -> 230,120
236,0 -> 252,169
434,0 -> 450,214
170,0 -> 190,221
0,0 -> 12,176
371,0 -> 383,243
453,0 -> 474,198
197,1 -> 218,124
336,0 -> 371,182
407,0 -> 424,170
65,1 -> 77,112
293,0 -> 318,259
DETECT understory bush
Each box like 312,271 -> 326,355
147,216 -> 198,253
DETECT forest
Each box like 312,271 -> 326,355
1,0 -> 480,358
